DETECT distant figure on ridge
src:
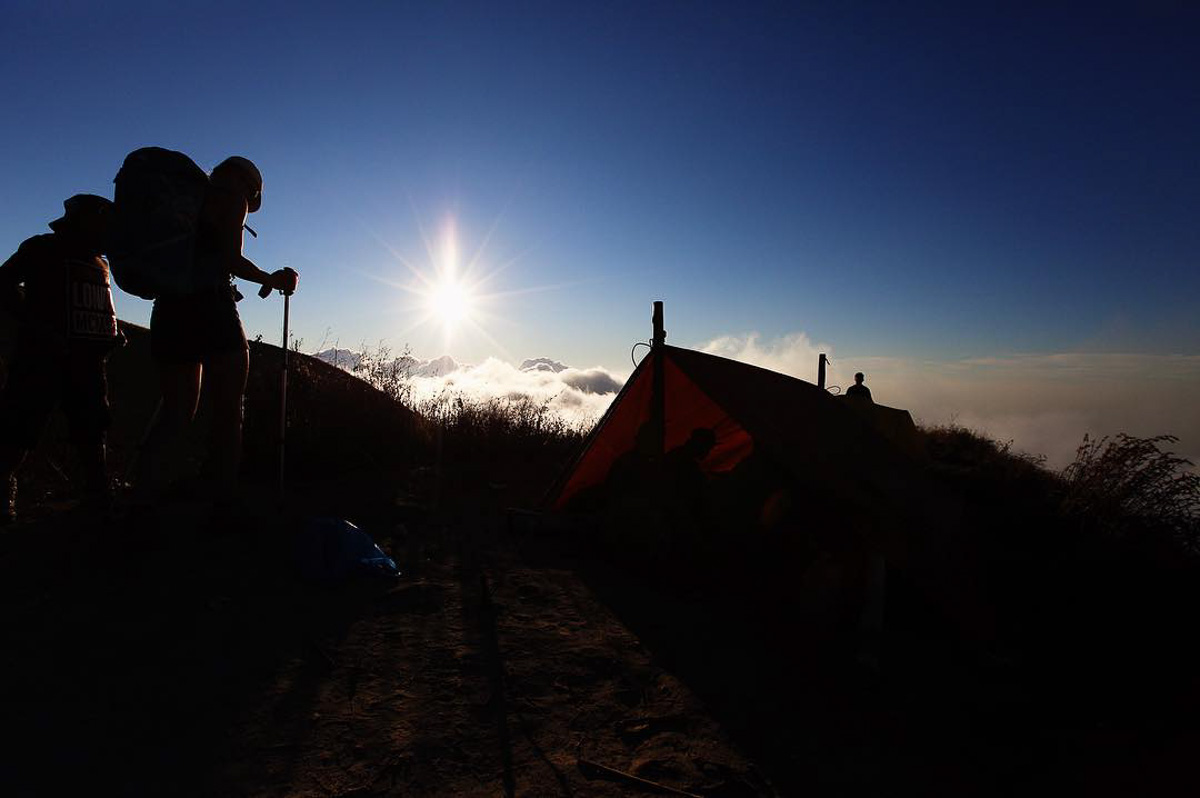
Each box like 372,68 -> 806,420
0,195 -> 122,523
845,372 -> 873,402
131,154 -> 298,515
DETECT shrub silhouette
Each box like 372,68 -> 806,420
1061,433 -> 1200,552
351,342 -> 414,407
333,342 -> 588,500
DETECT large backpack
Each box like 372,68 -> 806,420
108,147 -> 216,300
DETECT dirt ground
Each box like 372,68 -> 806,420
0,470 -> 773,797
3,469 -> 1200,797
1,322 -> 774,797
5,322 -> 1199,797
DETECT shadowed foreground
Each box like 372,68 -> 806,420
0,469 -> 766,797
3,319 -> 1200,797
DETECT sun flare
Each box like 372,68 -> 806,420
368,209 -> 549,355
428,278 -> 473,326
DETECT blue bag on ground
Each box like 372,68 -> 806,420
296,518 -> 401,582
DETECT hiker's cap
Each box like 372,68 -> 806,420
214,156 -> 263,212
48,194 -> 113,232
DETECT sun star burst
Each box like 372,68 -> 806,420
363,206 -> 566,358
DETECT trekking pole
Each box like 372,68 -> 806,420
279,292 -> 290,502
260,274 -> 294,503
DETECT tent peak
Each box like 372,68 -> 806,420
652,300 -> 666,348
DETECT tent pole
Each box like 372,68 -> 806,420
651,301 -> 666,459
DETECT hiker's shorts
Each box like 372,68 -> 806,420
0,349 -> 111,449
150,289 -> 247,364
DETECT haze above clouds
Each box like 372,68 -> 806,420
701,333 -> 1200,469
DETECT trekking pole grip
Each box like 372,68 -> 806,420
259,267 -> 298,298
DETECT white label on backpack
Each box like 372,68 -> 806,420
66,258 -> 119,340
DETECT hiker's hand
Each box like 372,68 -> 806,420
269,268 -> 298,296
258,268 -> 298,297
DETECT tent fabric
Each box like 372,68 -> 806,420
661,356 -> 755,473
551,345 -> 916,511
553,355 -> 655,508
839,398 -> 922,458
551,350 -> 754,509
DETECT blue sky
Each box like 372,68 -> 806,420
2,2 -> 1198,458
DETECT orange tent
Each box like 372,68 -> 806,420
550,344 -> 920,512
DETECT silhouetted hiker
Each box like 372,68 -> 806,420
845,371 -> 873,401
599,423 -> 654,496
0,195 -> 121,522
563,424 -> 660,515
663,427 -> 717,498
133,156 -> 297,513
590,422 -> 662,559
661,427 -> 718,561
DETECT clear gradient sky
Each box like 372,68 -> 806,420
3,2 -> 1198,461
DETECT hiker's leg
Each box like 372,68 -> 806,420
0,356 -> 56,521
0,446 -> 28,479
202,347 -> 249,499
0,420 -> 33,489
195,290 -> 249,501
135,361 -> 202,497
76,441 -> 108,496
64,352 -> 113,501
0,446 -> 26,523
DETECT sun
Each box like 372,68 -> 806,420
428,278 -> 473,326
366,209 -> 547,355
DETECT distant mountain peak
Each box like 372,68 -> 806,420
317,349 -> 574,381
520,357 -> 567,373
414,355 -> 458,378
314,348 -> 363,370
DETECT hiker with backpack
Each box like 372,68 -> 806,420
0,195 -> 123,523
110,149 -> 297,513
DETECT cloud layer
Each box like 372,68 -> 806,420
316,349 -> 625,428
409,358 -> 623,425
700,333 -> 1200,469
319,335 -> 1200,472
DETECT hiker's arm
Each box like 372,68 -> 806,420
208,190 -> 297,294
228,255 -> 272,285
208,190 -> 261,279
0,241 -> 33,318
230,259 -> 297,294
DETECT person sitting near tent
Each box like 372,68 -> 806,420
601,423 -> 655,494
662,427 -> 717,530
0,195 -> 122,523
136,156 -> 297,513
663,427 -> 717,500
845,372 -> 873,402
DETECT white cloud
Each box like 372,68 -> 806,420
561,367 -> 623,395
699,331 -> 831,378
408,358 -> 623,426
694,332 -> 1200,470
316,349 -> 625,428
